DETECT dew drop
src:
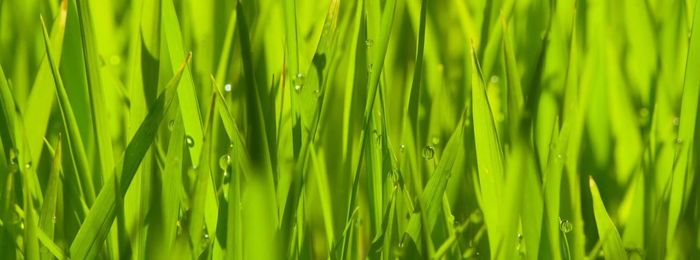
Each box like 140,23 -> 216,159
518,233 -> 523,241
219,154 -> 232,170
224,83 -> 232,93
24,161 -> 32,170
186,136 -> 195,147
673,117 -> 680,126
294,73 -> 305,93
470,209 -> 483,223
176,220 -> 183,236
559,219 -> 573,233
52,215 -> 57,224
223,171 -> 230,184
168,120 -> 175,131
365,39 -> 374,48
19,221 -> 25,230
9,148 -> 18,165
422,145 -> 435,160
432,136 -> 440,145
400,144 -> 406,153
203,227 -> 210,241
367,64 -> 374,73
490,75 -> 500,84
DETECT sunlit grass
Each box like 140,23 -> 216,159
0,0 -> 698,259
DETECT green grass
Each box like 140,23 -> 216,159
1,0 -> 699,259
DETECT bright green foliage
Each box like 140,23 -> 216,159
1,0 -> 699,259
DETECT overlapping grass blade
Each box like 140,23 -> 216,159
38,135 -> 62,260
588,177 -> 626,259
668,0 -> 700,252
161,0 -> 204,167
469,43 -> 505,256
68,53 -> 191,259
40,15 -> 95,206
75,0 -> 115,178
23,0 -> 67,167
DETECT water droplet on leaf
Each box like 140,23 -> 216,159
223,171 -> 230,183
224,83 -> 232,92
470,210 -> 483,223
294,73 -> 305,93
422,146 -> 435,160
219,154 -> 231,170
186,136 -> 195,147
9,148 -> 18,165
559,219 -> 573,233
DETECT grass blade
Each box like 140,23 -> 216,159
588,177 -> 626,259
69,53 -> 191,259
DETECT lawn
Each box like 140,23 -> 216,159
0,0 -> 699,259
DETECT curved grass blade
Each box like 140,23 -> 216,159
23,0 -> 68,167
280,0 -> 341,252
403,120 -> 465,252
40,15 -> 96,205
161,0 -> 204,167
36,228 -> 67,260
189,94 -> 218,257
75,0 -> 115,178
39,135 -> 63,260
668,0 -> 700,250
469,43 -> 505,255
588,177 -> 626,259
211,77 -> 249,259
69,53 -> 191,260
146,109 -> 184,259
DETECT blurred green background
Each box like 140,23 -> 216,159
0,0 -> 698,259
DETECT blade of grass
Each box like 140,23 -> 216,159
161,0 -> 204,167
189,94 -> 218,257
41,15 -> 95,207
22,154 -> 40,260
470,43 -> 505,255
403,111 -> 466,250
38,134 -> 62,260
75,0 -> 115,180
588,176 -> 626,259
69,53 -> 190,260
668,0 -> 700,250
36,227 -> 67,260
23,0 -> 67,168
